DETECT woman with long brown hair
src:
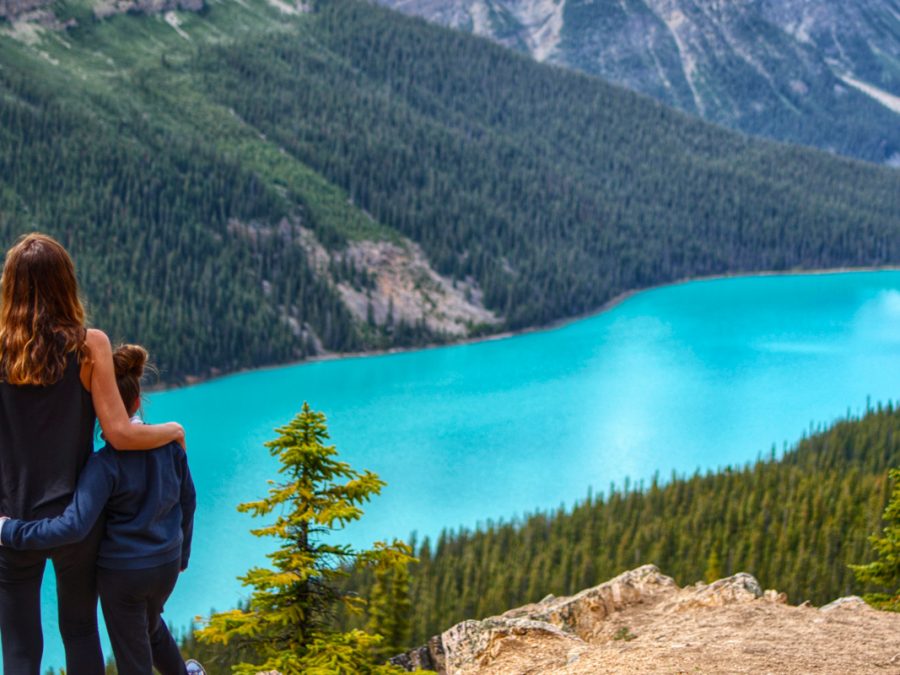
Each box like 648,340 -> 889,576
0,233 -> 185,674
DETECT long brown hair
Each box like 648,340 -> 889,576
0,233 -> 87,386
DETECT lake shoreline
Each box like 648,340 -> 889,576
148,265 -> 900,393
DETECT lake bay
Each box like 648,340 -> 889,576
40,270 -> 900,669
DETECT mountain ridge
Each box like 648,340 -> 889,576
376,0 -> 900,165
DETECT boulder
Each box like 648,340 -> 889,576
389,634 -> 445,672
441,616 -> 584,674
669,572 -> 763,610
820,595 -> 870,612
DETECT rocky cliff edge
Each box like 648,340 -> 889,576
392,564 -> 900,674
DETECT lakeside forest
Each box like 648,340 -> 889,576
1,0 -> 899,381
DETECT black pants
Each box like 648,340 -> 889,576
97,560 -> 187,675
0,518 -> 105,675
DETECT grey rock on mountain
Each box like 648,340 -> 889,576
377,0 -> 900,165
0,0 -> 50,18
92,0 -> 203,19
0,0 -> 203,20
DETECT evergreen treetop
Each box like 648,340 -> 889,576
195,403 -> 414,674
852,467 -> 900,611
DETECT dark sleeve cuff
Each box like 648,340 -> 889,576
0,518 -> 16,546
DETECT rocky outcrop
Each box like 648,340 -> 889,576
664,571 -> 763,610
393,565 -> 900,674
819,595 -> 870,612
441,618 -> 583,674
92,0 -> 203,20
0,0 -> 203,22
500,564 -> 677,639
298,226 -> 500,339
0,0 -> 50,20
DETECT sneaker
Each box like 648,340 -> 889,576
186,659 -> 207,675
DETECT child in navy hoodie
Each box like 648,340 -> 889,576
0,344 -> 199,675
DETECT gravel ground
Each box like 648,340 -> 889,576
467,595 -> 900,674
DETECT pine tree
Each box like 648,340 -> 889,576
195,403 -> 413,673
851,468 -> 900,611
366,553 -> 413,662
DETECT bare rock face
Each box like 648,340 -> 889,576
0,0 -> 51,19
297,225 -> 500,339
1,0 -> 203,23
92,0 -> 203,20
503,564 -> 678,639
441,617 -> 584,674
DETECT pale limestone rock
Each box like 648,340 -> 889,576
670,572 -> 763,610
441,616 -> 584,674
820,595 -> 870,612
504,564 -> 677,639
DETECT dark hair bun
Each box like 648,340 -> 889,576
112,344 -> 148,379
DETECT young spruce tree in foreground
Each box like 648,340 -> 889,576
195,402 -> 415,674
852,468 -> 900,611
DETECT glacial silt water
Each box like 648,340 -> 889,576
38,271 -> 900,669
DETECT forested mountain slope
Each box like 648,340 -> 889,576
1,0 -> 899,381
377,0 -> 900,165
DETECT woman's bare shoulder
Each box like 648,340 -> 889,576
81,329 -> 111,389
85,328 -> 110,345
84,328 -> 112,356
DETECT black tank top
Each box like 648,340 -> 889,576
0,353 -> 96,519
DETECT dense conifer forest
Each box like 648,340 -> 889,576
199,0 -> 900,332
0,65 -> 362,380
0,0 -> 899,381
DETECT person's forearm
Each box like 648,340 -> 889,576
2,514 -> 87,549
0,472 -> 108,550
105,420 -> 183,451
87,328 -> 185,450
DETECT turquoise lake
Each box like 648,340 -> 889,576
39,270 -> 900,669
